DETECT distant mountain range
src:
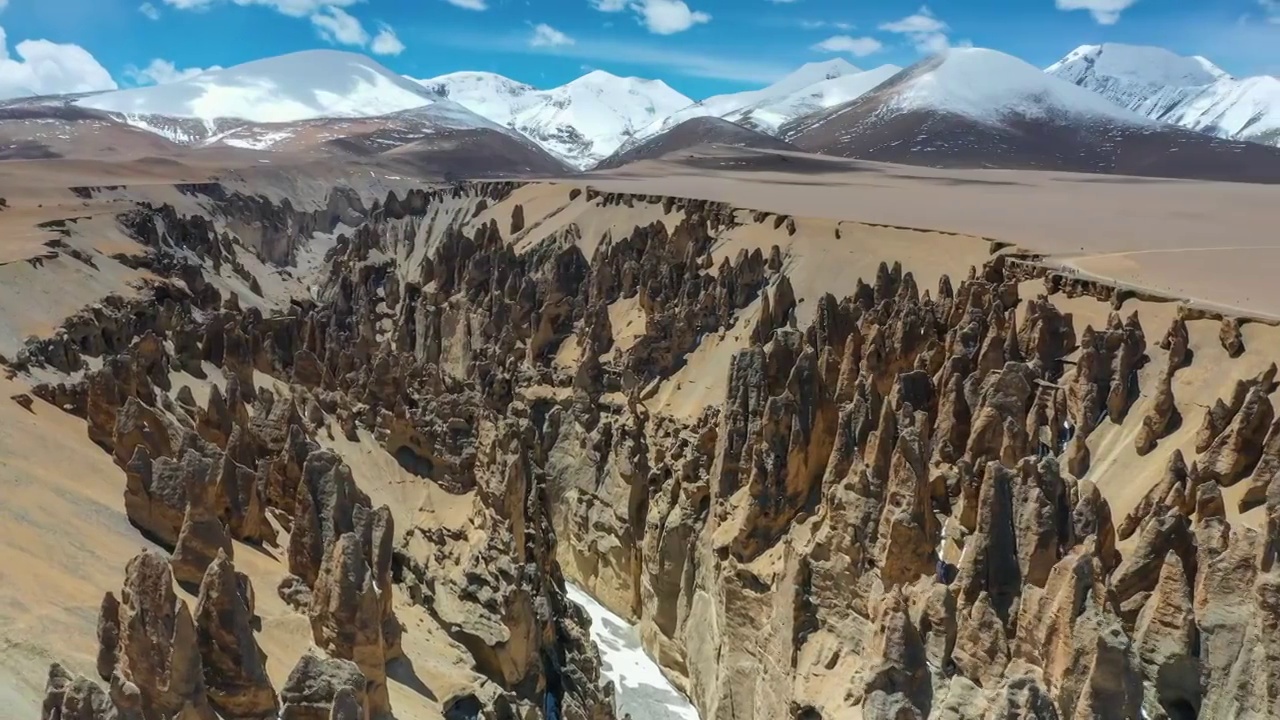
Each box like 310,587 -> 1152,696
1047,44 -> 1280,148
779,48 -> 1280,184
0,43 -> 1278,182
414,69 -> 692,169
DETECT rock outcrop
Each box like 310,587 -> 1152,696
27,181 -> 1280,720
194,551 -> 277,719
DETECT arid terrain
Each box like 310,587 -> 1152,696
4,133 -> 1280,720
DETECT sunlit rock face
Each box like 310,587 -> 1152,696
567,583 -> 700,720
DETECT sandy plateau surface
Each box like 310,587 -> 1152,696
586,146 -> 1280,318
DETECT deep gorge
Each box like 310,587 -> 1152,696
17,178 -> 1280,720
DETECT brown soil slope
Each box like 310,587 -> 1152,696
594,117 -> 795,171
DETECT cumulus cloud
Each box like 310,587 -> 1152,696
879,6 -> 960,54
139,2 -> 162,19
812,35 -> 883,57
879,7 -> 946,34
442,0 -> 487,9
125,58 -> 221,85
371,24 -> 405,55
631,0 -> 711,34
530,24 -> 575,48
163,0 -> 409,55
588,0 -> 710,34
1054,0 -> 1139,25
0,26 -> 118,100
311,5 -> 369,46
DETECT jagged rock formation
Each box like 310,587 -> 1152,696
31,182 -> 619,720
18,180 -> 1280,720
195,551 -> 277,719
279,651 -> 368,720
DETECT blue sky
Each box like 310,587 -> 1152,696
0,0 -> 1277,100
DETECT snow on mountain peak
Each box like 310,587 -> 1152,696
628,58 -> 867,144
723,64 -> 902,134
894,47 -> 1149,125
77,50 -> 442,124
417,71 -> 537,99
413,67 -> 692,169
1047,43 -> 1230,88
1047,44 -> 1280,147
772,58 -> 863,92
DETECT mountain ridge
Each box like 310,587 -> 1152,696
413,68 -> 692,169
780,47 -> 1280,183
2,43 -> 1279,180
1047,42 -> 1280,147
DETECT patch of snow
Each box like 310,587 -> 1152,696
223,129 -> 296,150
565,583 -> 699,720
113,114 -> 206,144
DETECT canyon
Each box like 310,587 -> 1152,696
4,147 -> 1280,720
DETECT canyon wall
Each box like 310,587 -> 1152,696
14,179 -> 1280,719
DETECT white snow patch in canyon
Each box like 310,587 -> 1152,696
565,583 -> 700,720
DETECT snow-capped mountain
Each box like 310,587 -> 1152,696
68,50 -> 511,149
628,58 -> 863,143
723,64 -> 903,135
882,47 -> 1147,126
413,70 -> 691,169
79,50 -> 445,125
780,47 -> 1280,183
1047,43 -> 1280,147
414,71 -> 544,129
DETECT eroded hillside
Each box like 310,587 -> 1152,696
5,170 -> 1280,720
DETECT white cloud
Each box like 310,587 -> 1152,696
163,0 -> 406,53
125,58 -> 221,85
371,24 -> 405,55
162,0 -> 362,17
0,26 -> 118,100
530,23 -> 575,47
812,35 -> 883,57
1054,0 -> 1139,25
799,20 -> 854,30
879,7 -> 946,34
631,0 -> 710,34
311,5 -> 369,46
442,0 -> 487,9
589,0 -> 711,34
879,6 -> 956,54
139,2 -> 161,19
